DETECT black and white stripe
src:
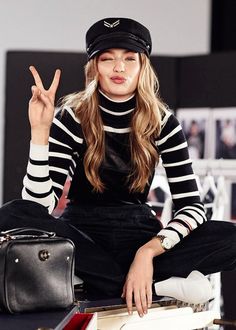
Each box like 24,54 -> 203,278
156,113 -> 207,244
22,108 -> 84,213
22,92 -> 207,246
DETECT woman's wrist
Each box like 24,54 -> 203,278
137,238 -> 165,259
31,128 -> 50,145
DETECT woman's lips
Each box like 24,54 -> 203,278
111,76 -> 126,84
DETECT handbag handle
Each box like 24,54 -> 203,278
1,227 -> 56,238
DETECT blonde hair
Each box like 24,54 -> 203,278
61,53 -> 167,193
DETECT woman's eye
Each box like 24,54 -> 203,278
100,57 -> 113,61
126,57 -> 136,61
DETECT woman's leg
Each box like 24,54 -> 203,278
150,220 -> 236,303
63,203 -> 163,276
153,220 -> 236,281
0,199 -> 125,298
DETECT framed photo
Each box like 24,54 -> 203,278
211,108 -> 236,159
176,108 -> 211,159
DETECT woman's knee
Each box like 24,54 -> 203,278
1,199 -> 48,215
0,199 -> 53,230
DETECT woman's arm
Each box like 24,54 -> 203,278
156,111 -> 207,245
22,106 -> 84,213
123,111 -> 207,316
22,66 -> 64,212
22,67 -> 83,213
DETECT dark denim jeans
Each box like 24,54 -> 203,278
0,199 -> 236,298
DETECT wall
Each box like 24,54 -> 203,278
0,0 -> 211,203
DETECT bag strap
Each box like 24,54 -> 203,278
0,227 -> 56,238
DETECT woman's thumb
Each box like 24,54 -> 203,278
30,85 -> 40,102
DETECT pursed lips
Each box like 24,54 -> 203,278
110,76 -> 126,84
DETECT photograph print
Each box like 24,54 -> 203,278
212,108 -> 236,159
176,108 -> 211,159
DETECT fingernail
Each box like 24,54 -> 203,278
139,313 -> 143,318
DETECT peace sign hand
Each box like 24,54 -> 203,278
28,66 -> 61,144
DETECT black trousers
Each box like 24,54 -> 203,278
0,199 -> 236,298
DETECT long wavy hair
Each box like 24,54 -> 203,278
61,53 -> 167,193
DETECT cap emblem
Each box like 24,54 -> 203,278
104,20 -> 120,28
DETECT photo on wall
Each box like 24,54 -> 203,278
176,108 -> 211,159
211,108 -> 236,159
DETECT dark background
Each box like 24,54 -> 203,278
211,0 -> 236,52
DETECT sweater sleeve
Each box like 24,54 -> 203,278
155,111 -> 207,247
22,107 -> 84,213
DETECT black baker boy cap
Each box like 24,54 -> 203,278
86,17 -> 152,59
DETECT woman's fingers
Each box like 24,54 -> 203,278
125,284 -> 147,317
125,284 -> 152,317
30,85 -> 40,102
125,282 -> 133,315
121,284 -> 126,299
140,288 -> 148,315
29,66 -> 61,104
49,69 -> 61,93
134,289 -> 144,317
30,86 -> 54,114
147,285 -> 152,309
30,86 -> 52,108
39,92 -> 53,108
29,66 -> 45,91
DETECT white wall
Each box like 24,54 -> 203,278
0,0 -> 211,203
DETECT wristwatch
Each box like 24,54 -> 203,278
155,235 -> 173,251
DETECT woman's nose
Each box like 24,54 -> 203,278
113,59 -> 125,72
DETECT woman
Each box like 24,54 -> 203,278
1,17 -> 236,317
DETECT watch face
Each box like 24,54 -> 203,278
162,238 -> 172,250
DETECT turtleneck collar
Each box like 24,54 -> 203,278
98,89 -> 136,116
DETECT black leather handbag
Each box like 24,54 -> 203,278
0,227 -> 75,313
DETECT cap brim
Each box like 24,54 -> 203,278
88,37 -> 146,59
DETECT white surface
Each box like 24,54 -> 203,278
97,306 -> 220,330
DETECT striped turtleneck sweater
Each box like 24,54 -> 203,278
22,90 -> 207,247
